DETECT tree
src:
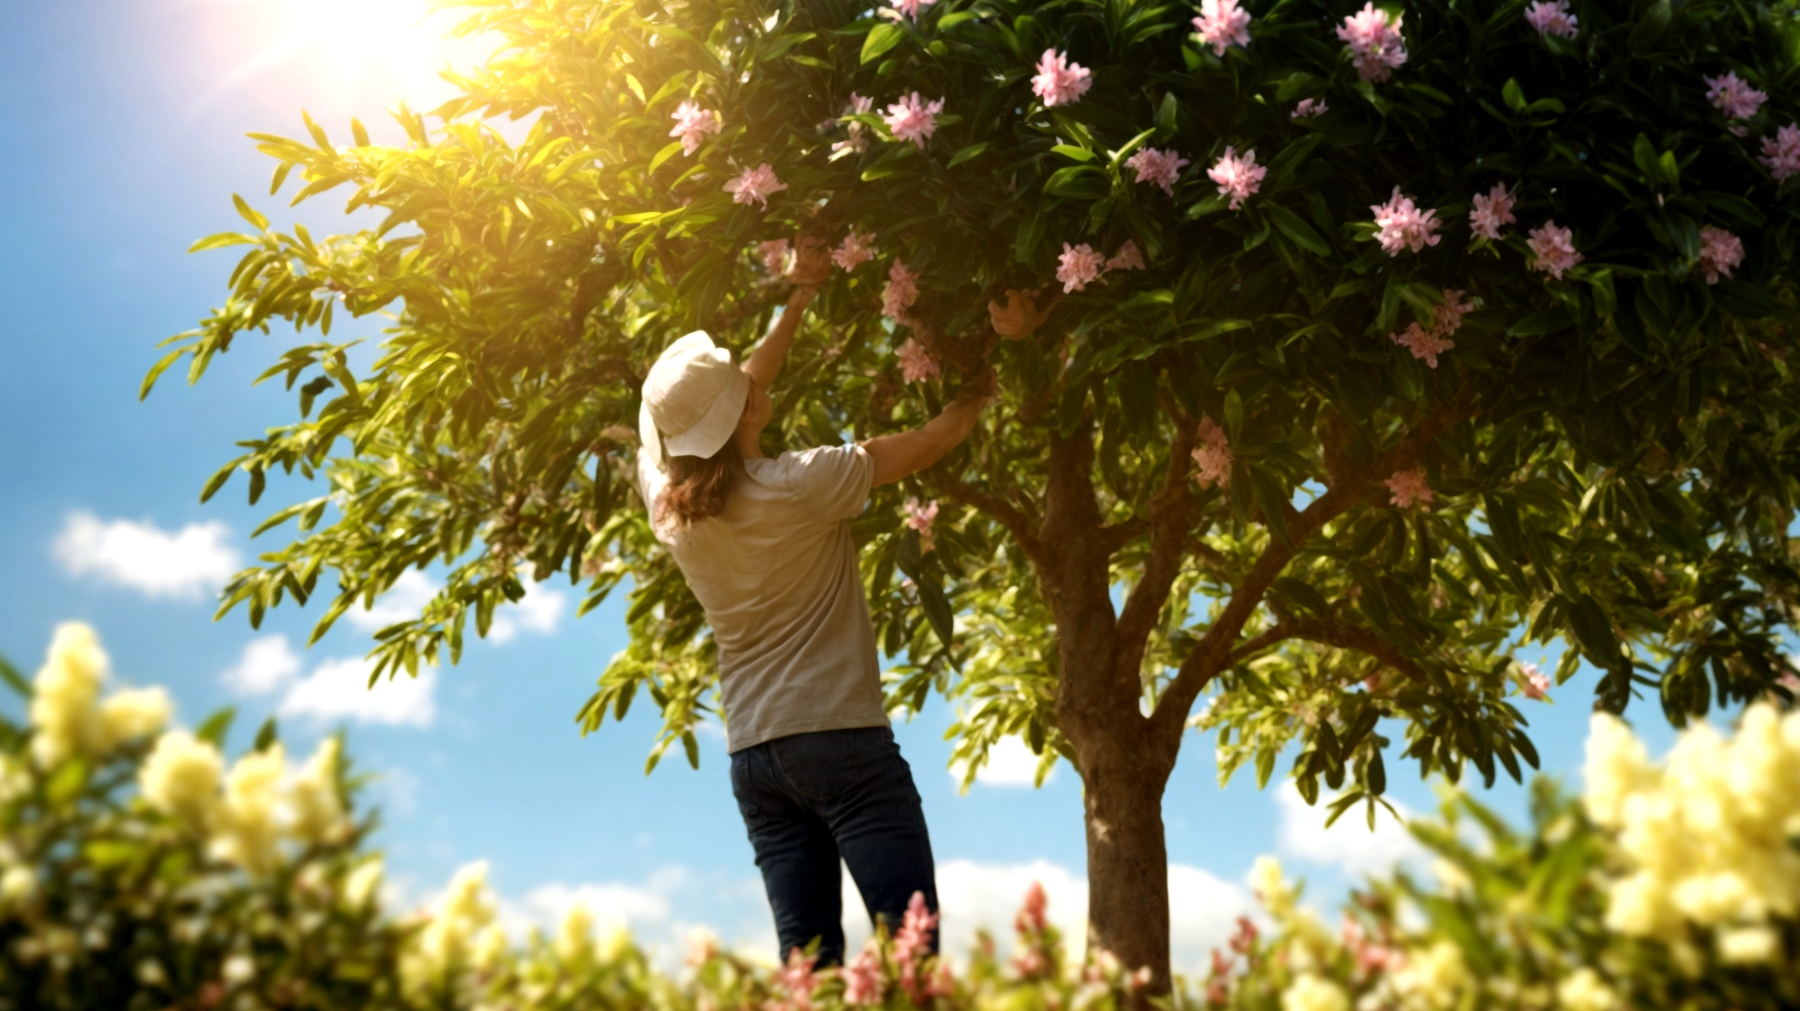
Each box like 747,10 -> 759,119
146,0 -> 1800,986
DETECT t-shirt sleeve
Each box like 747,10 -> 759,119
792,444 -> 873,520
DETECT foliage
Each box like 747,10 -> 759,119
147,0 -> 1800,971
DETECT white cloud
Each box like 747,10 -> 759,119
52,511 -> 239,600
277,656 -> 437,728
489,582 -> 567,643
341,570 -> 565,643
1276,783 -> 1427,879
221,635 -> 302,695
952,735 -> 1056,788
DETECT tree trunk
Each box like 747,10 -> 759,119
1080,734 -> 1175,992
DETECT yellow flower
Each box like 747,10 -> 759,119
0,755 -> 29,804
1555,967 -> 1617,1011
344,858 -> 384,909
98,687 -> 172,750
472,923 -> 509,975
28,623 -> 109,767
403,861 -> 498,992
212,744 -> 287,875
1281,973 -> 1348,1011
1583,713 -> 1650,830
289,737 -> 347,845
555,902 -> 597,966
1716,925 -> 1779,965
139,731 -> 223,832
0,865 -> 36,906
1390,940 -> 1468,1011
1250,856 -> 1294,915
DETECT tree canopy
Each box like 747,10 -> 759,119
148,0 -> 1800,980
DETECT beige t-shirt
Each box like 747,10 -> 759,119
637,444 -> 888,752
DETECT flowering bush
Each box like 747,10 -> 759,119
150,0 -> 1800,981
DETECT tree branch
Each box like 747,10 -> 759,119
1149,392 -> 1477,744
1115,410 -> 1200,665
1225,619 -> 1426,683
920,470 -> 1051,578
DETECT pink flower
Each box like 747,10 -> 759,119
1527,221 -> 1583,279
756,239 -> 790,274
1229,916 -> 1257,954
1696,225 -> 1745,284
1523,0 -> 1578,39
834,94 -> 876,155
1469,183 -> 1517,241
1056,243 -> 1106,292
1759,122 -> 1800,181
1208,146 -> 1266,211
843,939 -> 885,1005
833,231 -> 878,271
1520,662 -> 1551,701
1016,881 -> 1048,933
1106,239 -> 1145,272
1391,322 -> 1455,369
1705,71 -> 1768,121
725,163 -> 787,208
1336,3 -> 1408,83
1192,0 -> 1252,56
1192,417 -> 1233,488
669,100 -> 721,156
883,259 -> 920,321
775,948 -> 820,1011
1291,97 -> 1329,119
889,0 -> 936,22
893,891 -> 939,965
1126,147 -> 1190,195
1384,468 -> 1434,509
1370,187 -> 1442,256
1032,48 -> 1093,107
883,92 -> 945,148
897,340 -> 940,384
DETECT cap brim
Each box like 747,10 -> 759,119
662,367 -> 749,459
638,400 -> 668,472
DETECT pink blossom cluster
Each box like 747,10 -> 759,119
756,238 -> 790,274
1032,48 -> 1093,107
1526,220 -> 1583,279
1697,224 -> 1745,284
897,339 -> 940,383
1107,239 -> 1145,272
843,940 -> 884,1005
1760,122 -> 1800,181
770,948 -> 820,1011
1009,882 -> 1052,978
1390,288 -> 1474,370
1192,417 -> 1233,489
834,94 -> 875,156
1056,242 -> 1108,292
1208,146 -> 1266,211
1384,468 -> 1434,509
1192,0 -> 1252,56
669,100 -> 721,156
1291,97 -> 1329,119
1705,71 -> 1767,121
892,892 -> 944,1002
1469,183 -> 1517,241
884,92 -> 945,148
1519,662 -> 1552,701
883,258 -> 920,321
1340,914 -> 1404,976
903,498 -> 940,549
1126,146 -> 1190,195
889,0 -> 936,22
833,230 -> 878,271
1370,187 -> 1442,256
1523,0 -> 1578,40
725,163 -> 787,208
1336,3 -> 1408,83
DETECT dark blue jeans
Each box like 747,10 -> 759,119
729,725 -> 938,967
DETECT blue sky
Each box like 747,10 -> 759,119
0,0 -> 1690,975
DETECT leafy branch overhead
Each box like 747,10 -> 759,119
149,0 -> 1800,835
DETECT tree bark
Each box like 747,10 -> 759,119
1078,727 -> 1176,992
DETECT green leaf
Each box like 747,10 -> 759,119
1251,468 -> 1292,548
1043,165 -> 1108,199
196,707 -> 237,748
232,193 -> 270,232
1223,387 -> 1244,444
1266,204 -> 1330,255
1154,92 -> 1178,137
253,716 -> 280,752
946,142 -> 991,167
1051,144 -> 1097,162
1501,78 -> 1526,113
861,23 -> 905,64
648,140 -> 685,173
1507,308 -> 1572,336
0,655 -> 29,698
918,577 -> 956,655
1184,318 -> 1250,342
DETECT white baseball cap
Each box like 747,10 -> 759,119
638,330 -> 750,469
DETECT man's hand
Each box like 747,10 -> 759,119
989,288 -> 1054,339
787,234 -> 832,288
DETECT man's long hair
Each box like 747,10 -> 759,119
656,439 -> 744,528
